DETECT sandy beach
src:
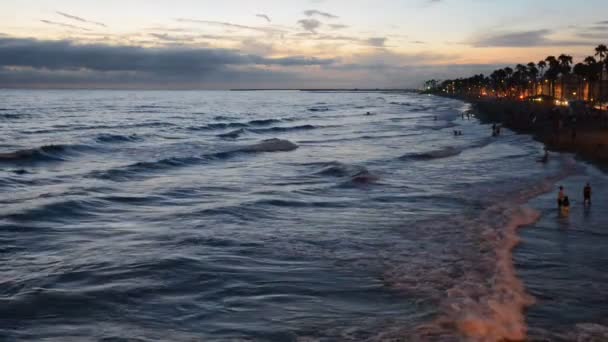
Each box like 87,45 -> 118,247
464,98 -> 608,169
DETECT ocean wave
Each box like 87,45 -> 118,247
217,128 -> 246,139
248,119 -> 282,126
307,107 -> 330,112
190,118 -> 285,132
95,133 -> 142,144
90,156 -> 204,181
254,199 -> 349,208
237,138 -> 298,153
7,198 -> 108,222
249,124 -> 317,134
400,146 -> 462,161
0,144 -> 88,163
91,139 -> 298,181
0,113 -> 29,120
188,122 -> 249,131
312,161 -> 379,186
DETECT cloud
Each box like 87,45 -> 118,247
56,11 -> 106,27
175,18 -> 284,34
470,29 -> 593,47
0,36 -> 335,76
298,19 -> 322,33
256,14 -> 271,22
40,20 -> 92,31
304,10 -> 338,19
329,24 -> 348,30
411,40 -> 426,44
239,38 -> 275,55
0,35 -> 512,90
366,37 -> 387,47
149,33 -> 196,43
597,20 -> 608,25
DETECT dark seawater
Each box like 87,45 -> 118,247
0,90 -> 607,341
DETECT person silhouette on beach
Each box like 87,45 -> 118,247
557,186 -> 565,208
540,147 -> 549,163
584,183 -> 592,206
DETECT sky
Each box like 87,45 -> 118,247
0,0 -> 607,89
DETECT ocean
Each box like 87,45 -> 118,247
1,90 -> 607,341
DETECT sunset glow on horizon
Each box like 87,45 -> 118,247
1,0 -> 607,88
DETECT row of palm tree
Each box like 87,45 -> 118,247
425,44 -> 608,109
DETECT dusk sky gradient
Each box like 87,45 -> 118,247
1,0 -> 607,89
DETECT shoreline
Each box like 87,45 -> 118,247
444,95 -> 608,171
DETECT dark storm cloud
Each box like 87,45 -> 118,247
0,37 -> 336,74
256,14 -> 271,22
471,29 -> 593,47
303,10 -> 338,19
40,20 -> 92,31
56,11 -> 107,27
297,19 -> 322,33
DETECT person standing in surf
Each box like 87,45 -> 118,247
562,196 -> 571,216
584,183 -> 592,206
557,186 -> 565,208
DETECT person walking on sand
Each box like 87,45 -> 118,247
557,186 -> 565,208
584,183 -> 592,206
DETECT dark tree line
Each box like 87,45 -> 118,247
424,44 -> 608,109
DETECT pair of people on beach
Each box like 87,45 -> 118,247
557,183 -> 592,215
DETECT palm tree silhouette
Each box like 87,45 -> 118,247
527,62 -> 539,96
537,60 -> 547,95
573,62 -> 586,100
584,56 -> 599,102
595,44 -> 607,109
545,56 -> 559,98
558,54 -> 573,100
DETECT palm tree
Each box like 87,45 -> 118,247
585,56 -> 600,103
537,60 -> 547,95
545,56 -> 559,98
573,63 -> 586,100
558,54 -> 573,100
595,44 -> 608,108
527,62 -> 539,96
504,67 -> 514,97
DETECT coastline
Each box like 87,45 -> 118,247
444,95 -> 608,170
441,94 -> 608,340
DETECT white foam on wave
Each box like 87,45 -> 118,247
239,138 -> 299,153
377,157 -> 580,341
441,205 -> 540,341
